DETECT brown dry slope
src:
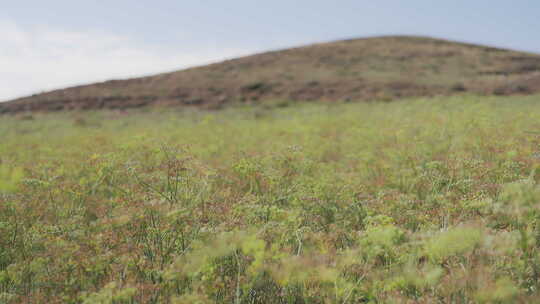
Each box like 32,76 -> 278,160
2,35 -> 540,113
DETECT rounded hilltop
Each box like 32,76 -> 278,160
2,35 -> 540,113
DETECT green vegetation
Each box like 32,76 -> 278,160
2,95 -> 540,303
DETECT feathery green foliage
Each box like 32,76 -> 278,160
2,94 -> 540,302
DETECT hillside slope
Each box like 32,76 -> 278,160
2,36 -> 540,113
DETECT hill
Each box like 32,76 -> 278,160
2,35 -> 540,113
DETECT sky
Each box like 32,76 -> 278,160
1,0 -> 539,101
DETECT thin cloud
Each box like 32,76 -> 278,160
0,20 -> 252,101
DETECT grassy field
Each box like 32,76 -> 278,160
2,95 -> 540,303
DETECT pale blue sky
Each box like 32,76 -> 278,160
1,1 -> 539,101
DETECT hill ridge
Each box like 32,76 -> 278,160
2,35 -> 540,113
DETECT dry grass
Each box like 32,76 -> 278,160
2,36 -> 540,113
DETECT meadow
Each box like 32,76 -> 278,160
2,95 -> 540,303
